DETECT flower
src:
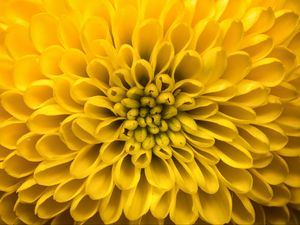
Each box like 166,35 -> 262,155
0,0 -> 300,224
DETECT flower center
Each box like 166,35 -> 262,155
106,79 -> 186,152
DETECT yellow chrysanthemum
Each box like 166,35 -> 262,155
0,0 -> 300,224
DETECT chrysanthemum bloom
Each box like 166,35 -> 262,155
1,0 -> 300,224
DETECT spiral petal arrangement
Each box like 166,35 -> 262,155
0,0 -> 300,224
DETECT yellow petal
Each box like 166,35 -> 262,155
0,193 -> 18,224
254,97 -> 283,123
133,19 -> 162,60
172,50 -> 202,82
242,6 -> 275,34
0,167 -> 20,192
30,13 -> 60,52
112,5 -> 138,48
70,145 -> 101,179
196,184 -> 232,224
40,45 -> 64,76
34,159 -> 71,186
241,34 -> 273,61
17,178 -> 44,203
70,193 -> 99,222
86,164 -> 114,200
145,155 -> 175,190
237,124 -> 270,153
231,79 -> 269,107
1,90 -> 33,120
36,133 -> 75,160
247,58 -> 285,87
99,186 -> 124,224
251,151 -> 274,169
188,159 -> 219,194
172,145 -> 194,163
0,58 -> 14,89
231,193 -> 255,224
150,41 -> 175,74
54,178 -> 84,203
276,103 -> 300,130
60,48 -> 87,77
4,24 -> 37,59
113,154 -> 140,190
166,23 -> 192,54
168,157 -> 197,194
58,15 -> 81,49
214,0 -> 251,20
24,80 -> 54,109
15,202 -> 45,225
59,114 -> 86,151
35,189 -> 69,219
160,0 -> 185,31
193,19 -> 219,53
197,115 -> 238,142
266,10 -> 299,44
247,169 -> 273,204
3,152 -> 37,178
131,150 -> 152,168
187,98 -> 218,120
264,206 -> 290,225
170,189 -> 198,224
216,161 -> 253,193
96,117 -> 124,142
27,104 -> 68,133
285,157 -> 300,187
100,140 -> 125,164
255,123 -> 288,151
72,116 -> 99,144
222,51 -> 252,83
0,120 -> 28,149
151,189 -> 173,219
278,134 -> 300,157
218,19 -> 244,52
86,58 -> 112,89
267,184 -> 291,207
131,59 -> 154,88
84,96 -> 115,120
268,47 -> 297,72
202,79 -> 236,102
124,172 -> 152,220
214,140 -> 253,168
173,79 -> 204,98
218,102 -> 256,123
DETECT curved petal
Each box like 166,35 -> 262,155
170,189 -> 198,224
173,79 -> 204,98
70,144 -> 101,179
13,55 -> 45,91
27,104 -> 68,133
99,186 -> 124,224
0,193 -> 18,224
172,50 -> 202,82
241,34 -> 273,61
3,152 -> 37,178
86,58 -> 112,89
95,117 -> 124,142
285,157 -> 300,187
256,153 -> 289,185
266,10 -> 299,44
214,140 -> 253,169
71,79 -> 104,104
131,59 -> 154,88
278,134 -> 300,157
168,158 -> 197,194
24,80 -> 54,109
247,58 -> 285,87
40,45 -> 64,76
202,79 -> 236,102
84,96 -> 115,120
1,90 -> 33,120
231,193 -> 255,224
197,115 -> 238,142
150,189 -> 173,219
254,97 -> 283,123
166,23 -> 192,54
60,48 -> 87,77
264,206 -> 290,225
15,202 -> 45,225
0,120 -> 28,149
124,172 -> 152,221
58,15 -> 81,49
267,184 -> 291,207
70,193 -> 99,222
100,140 -> 125,165
36,133 -> 75,160
196,184 -> 232,224
17,178 -> 45,203
30,13 -> 60,52
216,161 -> 253,193
268,47 -> 297,72
113,154 -> 140,190
247,170 -> 273,204
35,189 -> 69,219
118,44 -> 138,69
131,150 -> 152,168
54,178 -> 84,203
150,41 -> 174,74
132,19 -> 162,60
172,145 -> 194,163
34,159 -> 71,186
187,98 -> 218,120
86,164 -> 114,200
53,77 -> 83,112
72,116 -> 99,144
145,155 -> 175,190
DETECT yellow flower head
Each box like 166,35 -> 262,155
0,0 -> 300,224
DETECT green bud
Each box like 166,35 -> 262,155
156,92 -> 175,105
168,117 -> 181,132
142,134 -> 155,149
134,127 -> 147,142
